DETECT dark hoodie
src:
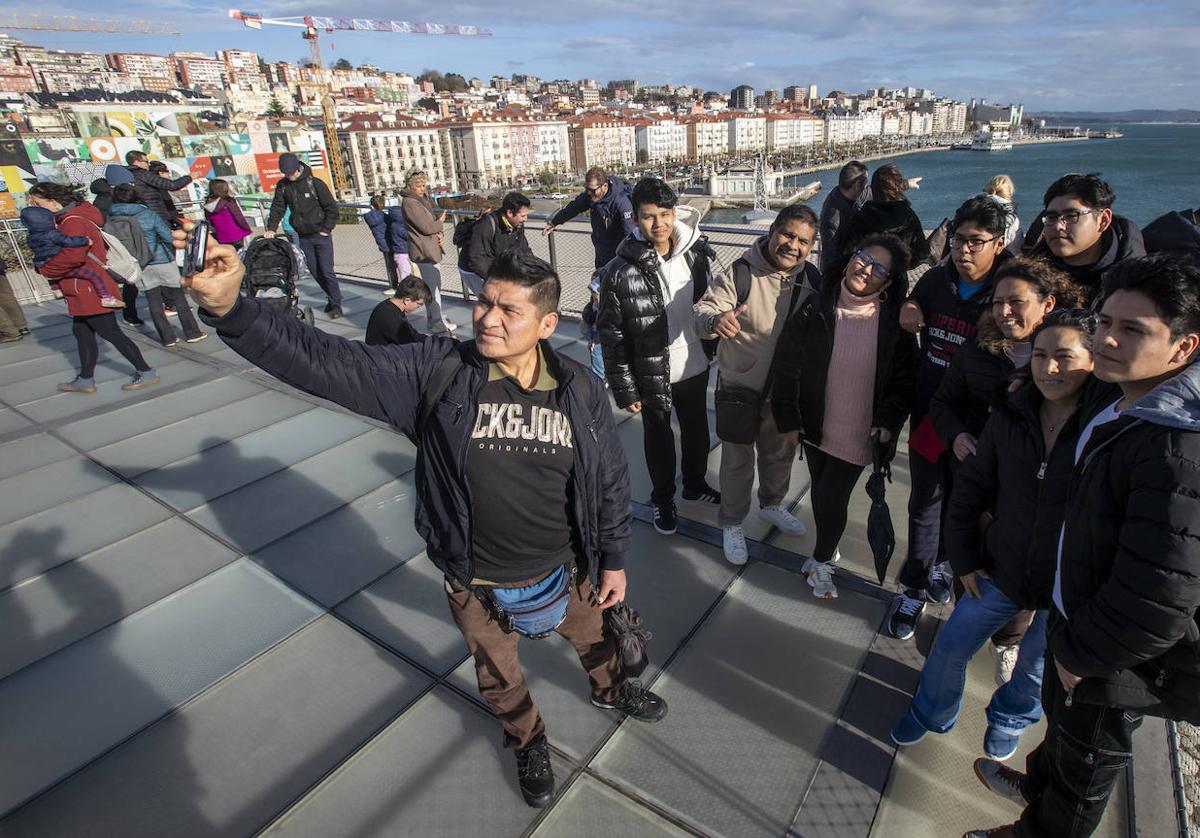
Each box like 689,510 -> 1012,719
838,198 -> 931,270
266,162 -> 338,237
89,178 -> 112,221
1051,363 -> 1200,722
1026,214 -> 1146,302
928,312 -> 1019,448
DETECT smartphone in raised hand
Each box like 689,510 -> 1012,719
180,221 -> 211,276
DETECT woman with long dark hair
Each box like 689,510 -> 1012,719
27,182 -> 158,393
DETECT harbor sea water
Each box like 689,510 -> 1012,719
705,124 -> 1199,227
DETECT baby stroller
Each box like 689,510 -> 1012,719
240,236 -> 314,325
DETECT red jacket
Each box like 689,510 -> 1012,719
38,202 -> 121,317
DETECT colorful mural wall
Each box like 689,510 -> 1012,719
0,113 -> 331,218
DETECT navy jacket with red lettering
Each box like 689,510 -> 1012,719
907,251 -> 1011,424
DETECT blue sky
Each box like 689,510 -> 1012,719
11,0 -> 1198,112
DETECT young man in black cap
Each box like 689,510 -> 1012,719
265,152 -> 342,318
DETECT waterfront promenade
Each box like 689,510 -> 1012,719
1,272 -> 1173,838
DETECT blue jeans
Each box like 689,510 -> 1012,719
910,578 -> 1047,736
582,325 -> 605,379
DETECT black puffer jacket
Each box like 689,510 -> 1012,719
201,296 -> 632,585
944,380 -> 1114,609
770,270 -> 918,464
1025,214 -> 1145,303
1051,364 -> 1200,722
929,313 -> 1015,449
838,199 -> 931,270
596,225 -> 715,412
129,166 -> 191,225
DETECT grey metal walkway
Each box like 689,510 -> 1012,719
0,280 -> 1141,837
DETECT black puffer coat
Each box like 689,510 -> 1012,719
929,313 -> 1016,449
770,270 -> 918,464
596,232 -> 715,412
129,166 -> 191,225
944,380 -> 1114,609
1051,364 -> 1200,722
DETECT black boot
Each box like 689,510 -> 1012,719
514,735 -> 554,808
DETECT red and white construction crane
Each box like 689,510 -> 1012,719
228,9 -> 492,197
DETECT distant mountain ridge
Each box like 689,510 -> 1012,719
1031,109 -> 1200,124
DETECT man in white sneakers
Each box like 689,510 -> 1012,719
694,205 -> 820,563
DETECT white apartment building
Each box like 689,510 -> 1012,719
445,116 -> 571,190
107,52 -> 173,80
881,113 -> 901,136
635,119 -> 688,162
824,112 -> 866,145
533,121 -> 571,173
766,114 -> 820,151
860,110 -> 883,136
568,117 -> 637,171
726,115 -> 767,153
339,118 -> 453,196
173,53 -> 225,89
686,117 -> 730,160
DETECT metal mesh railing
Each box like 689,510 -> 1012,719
5,198 -> 778,315
1172,721 -> 1199,837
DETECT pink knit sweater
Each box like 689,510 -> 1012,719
819,282 -> 882,466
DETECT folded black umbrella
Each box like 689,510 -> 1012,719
603,602 -> 652,678
867,440 -> 897,585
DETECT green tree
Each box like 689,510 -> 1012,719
416,97 -> 439,112
266,95 -> 286,118
537,170 -> 557,188
333,57 -> 353,71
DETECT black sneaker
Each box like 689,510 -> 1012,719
327,305 -> 344,320
926,561 -> 952,605
682,483 -> 721,504
591,680 -> 668,723
887,590 -> 926,641
514,735 -> 554,808
653,501 -> 677,535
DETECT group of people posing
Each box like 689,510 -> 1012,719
15,150 -> 1197,838
580,164 -> 1197,838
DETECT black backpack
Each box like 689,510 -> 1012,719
453,211 -> 493,250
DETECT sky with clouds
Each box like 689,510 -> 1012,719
12,0 -> 1198,112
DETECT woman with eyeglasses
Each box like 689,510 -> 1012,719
771,233 -> 917,600
891,310 -> 1113,762
885,196 -> 1014,641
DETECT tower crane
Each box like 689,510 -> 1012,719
0,13 -> 179,35
229,9 -> 492,197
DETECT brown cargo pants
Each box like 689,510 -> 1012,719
445,572 -> 624,749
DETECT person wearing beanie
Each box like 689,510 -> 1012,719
265,152 -> 342,319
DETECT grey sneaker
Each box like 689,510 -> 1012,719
991,643 -> 1020,687
973,758 -> 1027,806
57,376 -> 97,393
122,370 -> 161,391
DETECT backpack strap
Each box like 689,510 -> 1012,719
416,348 -> 466,438
733,258 -> 752,306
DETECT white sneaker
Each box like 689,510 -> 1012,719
991,643 -> 1020,687
722,525 -> 748,565
758,505 -> 807,535
802,557 -> 838,599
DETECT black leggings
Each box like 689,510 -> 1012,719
804,444 -> 866,563
73,313 -> 151,379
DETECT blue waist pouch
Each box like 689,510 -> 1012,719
487,565 -> 573,639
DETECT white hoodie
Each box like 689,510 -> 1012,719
636,204 -> 709,384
